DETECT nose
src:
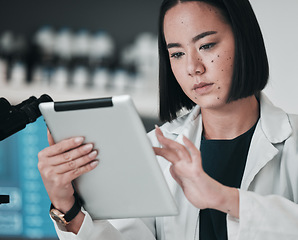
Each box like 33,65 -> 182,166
187,52 -> 205,77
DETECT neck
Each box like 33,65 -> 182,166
201,96 -> 259,140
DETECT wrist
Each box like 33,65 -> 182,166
50,192 -> 82,226
52,196 -> 75,214
218,186 -> 239,218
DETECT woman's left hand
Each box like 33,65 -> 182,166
153,126 -> 240,218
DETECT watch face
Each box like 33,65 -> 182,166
50,209 -> 68,225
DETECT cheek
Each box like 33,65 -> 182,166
210,51 -> 234,100
171,62 -> 186,85
211,51 -> 234,84
213,50 -> 234,70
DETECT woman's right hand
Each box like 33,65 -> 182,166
38,129 -> 99,214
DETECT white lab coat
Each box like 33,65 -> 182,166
53,93 -> 298,240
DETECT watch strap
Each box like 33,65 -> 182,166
50,191 -> 82,224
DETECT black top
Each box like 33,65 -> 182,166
199,122 -> 257,240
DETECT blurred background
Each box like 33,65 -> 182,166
0,0 -> 298,239
0,0 -> 161,239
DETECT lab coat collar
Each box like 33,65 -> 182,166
258,93 -> 292,143
241,93 -> 292,190
162,93 -> 293,191
162,105 -> 201,136
160,93 -> 293,238
164,93 -> 292,144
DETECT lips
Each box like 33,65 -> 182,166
192,82 -> 214,95
193,82 -> 214,90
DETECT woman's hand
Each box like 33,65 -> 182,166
38,129 -> 99,214
153,126 -> 239,218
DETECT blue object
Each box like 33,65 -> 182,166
0,117 -> 57,238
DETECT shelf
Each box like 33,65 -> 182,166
1,85 -> 160,118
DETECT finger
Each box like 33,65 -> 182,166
42,136 -> 85,158
155,126 -> 192,161
155,126 -> 183,151
155,126 -> 171,148
56,149 -> 98,174
52,143 -> 95,166
153,147 -> 180,164
62,159 -> 99,182
47,128 -> 55,146
183,135 -> 202,166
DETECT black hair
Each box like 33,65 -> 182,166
158,0 -> 269,122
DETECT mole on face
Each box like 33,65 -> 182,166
218,87 -> 221,89
211,60 -> 214,63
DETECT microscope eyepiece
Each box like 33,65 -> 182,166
0,94 -> 53,141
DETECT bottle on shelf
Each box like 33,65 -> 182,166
9,34 -> 29,88
89,30 -> 115,91
51,27 -> 73,90
31,25 -> 56,87
0,31 -> 14,86
70,29 -> 91,89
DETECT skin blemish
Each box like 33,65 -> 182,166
217,97 -> 220,100
211,60 -> 214,63
217,55 -> 220,57
221,69 -> 224,72
218,87 -> 220,89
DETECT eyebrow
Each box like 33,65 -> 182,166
167,31 -> 217,49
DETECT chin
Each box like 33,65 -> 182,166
194,95 -> 227,110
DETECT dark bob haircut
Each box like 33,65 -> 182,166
158,0 -> 269,122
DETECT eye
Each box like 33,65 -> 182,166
199,43 -> 216,50
170,52 -> 185,59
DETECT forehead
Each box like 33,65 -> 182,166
163,2 -> 229,40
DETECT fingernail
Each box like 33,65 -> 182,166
83,143 -> 93,151
88,150 -> 98,158
75,137 -> 84,144
90,160 -> 99,168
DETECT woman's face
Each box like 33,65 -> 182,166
163,2 -> 235,110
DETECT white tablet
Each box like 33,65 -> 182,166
39,95 -> 178,220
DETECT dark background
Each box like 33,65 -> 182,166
0,0 -> 162,49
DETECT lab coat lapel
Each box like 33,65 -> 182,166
161,94 -> 293,239
240,122 -> 279,190
240,93 -> 292,190
162,106 -> 203,240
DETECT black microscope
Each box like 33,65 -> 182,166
0,94 -> 53,204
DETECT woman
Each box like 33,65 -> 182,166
38,0 -> 298,239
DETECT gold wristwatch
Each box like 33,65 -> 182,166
50,192 -> 82,226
